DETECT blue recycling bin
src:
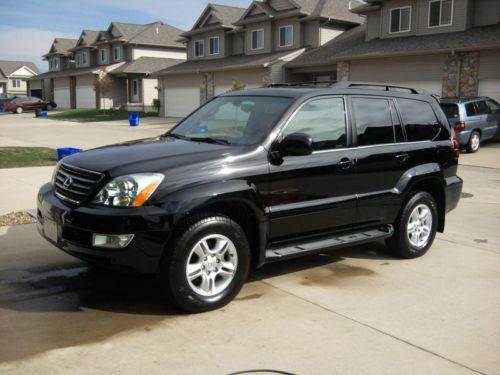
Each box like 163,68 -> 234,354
38,111 -> 48,117
0,107 -> 4,113
57,147 -> 83,161
129,113 -> 140,127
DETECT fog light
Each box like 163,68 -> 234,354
92,234 -> 135,248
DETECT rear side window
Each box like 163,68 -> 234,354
283,97 -> 347,150
440,103 -> 459,119
397,98 -> 442,141
352,97 -> 395,146
465,102 -> 478,116
476,100 -> 491,115
486,99 -> 500,112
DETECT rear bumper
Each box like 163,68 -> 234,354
455,131 -> 472,146
37,183 -> 172,274
444,176 -> 463,213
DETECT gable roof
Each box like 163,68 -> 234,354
0,60 -> 40,79
71,30 -> 100,51
44,38 -> 78,57
287,24 -> 500,68
182,4 -> 246,37
235,0 -> 363,25
128,22 -> 185,48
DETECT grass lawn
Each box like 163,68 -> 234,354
46,109 -> 158,122
0,147 -> 58,168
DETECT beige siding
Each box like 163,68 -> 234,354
101,76 -> 126,109
269,0 -> 295,11
142,78 -> 158,108
7,79 -> 27,95
366,10 -> 381,41
473,0 -> 500,26
478,49 -> 500,80
245,21 -> 272,55
273,18 -> 302,51
232,33 -> 245,55
303,20 -> 320,48
350,55 -> 446,82
320,25 -> 345,45
187,30 -> 227,60
415,0 -> 469,35
131,46 -> 186,60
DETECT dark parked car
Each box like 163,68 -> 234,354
37,81 -> 462,313
440,97 -> 500,152
0,93 -> 16,109
4,96 -> 57,114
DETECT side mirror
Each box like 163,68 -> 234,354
280,132 -> 313,156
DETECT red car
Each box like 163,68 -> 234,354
4,96 -> 57,114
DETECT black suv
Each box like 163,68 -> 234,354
37,81 -> 462,312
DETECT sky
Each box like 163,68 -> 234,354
0,0 -> 249,72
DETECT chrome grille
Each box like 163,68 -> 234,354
54,163 -> 104,205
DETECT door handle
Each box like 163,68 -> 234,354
395,153 -> 409,162
338,158 -> 355,170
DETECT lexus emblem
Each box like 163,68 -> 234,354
63,176 -> 73,188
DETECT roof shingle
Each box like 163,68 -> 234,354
0,60 -> 40,78
110,57 -> 184,75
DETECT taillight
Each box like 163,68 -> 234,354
454,120 -> 465,133
451,128 -> 460,159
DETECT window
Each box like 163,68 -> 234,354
54,57 -> 59,69
209,37 -> 219,55
251,29 -> 264,50
397,98 -> 443,141
283,97 -> 347,151
82,51 -> 87,65
76,54 -> 81,66
440,103 -> 459,119
194,40 -> 204,57
390,7 -> 411,33
429,0 -> 453,27
352,98 -> 395,146
465,102 -> 478,117
113,46 -> 121,61
475,100 -> 492,115
100,49 -> 107,63
486,99 -> 500,113
12,79 -> 21,88
279,25 -> 293,47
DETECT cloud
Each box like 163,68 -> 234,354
0,26 -> 77,72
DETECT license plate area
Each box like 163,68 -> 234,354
43,218 -> 59,243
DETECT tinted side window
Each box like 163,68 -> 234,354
283,97 -> 347,151
486,99 -> 500,112
465,103 -> 478,116
397,98 -> 442,141
352,97 -> 394,146
476,100 -> 491,115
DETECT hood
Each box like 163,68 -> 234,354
62,136 -> 239,176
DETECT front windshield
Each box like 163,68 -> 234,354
169,95 -> 293,146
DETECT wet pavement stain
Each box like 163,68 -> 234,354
473,238 -> 488,243
0,265 -> 177,363
461,192 -> 474,198
235,293 -> 262,301
299,263 -> 374,287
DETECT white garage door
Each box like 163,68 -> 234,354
76,86 -> 95,109
215,86 -> 232,96
54,88 -> 70,109
0,85 -> 4,94
479,79 -> 500,103
389,81 -> 442,96
165,87 -> 200,118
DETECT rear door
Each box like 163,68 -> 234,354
350,96 -> 409,227
475,100 -> 497,140
485,99 -> 500,137
267,96 -> 357,242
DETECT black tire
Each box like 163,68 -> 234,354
467,130 -> 480,153
158,214 -> 250,313
46,104 -> 53,111
386,191 -> 438,259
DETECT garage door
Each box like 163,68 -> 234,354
54,88 -> 70,109
479,80 -> 500,103
76,86 -> 95,109
164,87 -> 200,118
0,85 -> 3,94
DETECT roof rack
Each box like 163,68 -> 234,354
265,80 -> 428,95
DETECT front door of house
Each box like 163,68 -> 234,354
131,79 -> 139,102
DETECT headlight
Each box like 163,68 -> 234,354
51,161 -> 62,186
92,173 -> 164,207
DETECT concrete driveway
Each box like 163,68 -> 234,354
0,114 -> 499,374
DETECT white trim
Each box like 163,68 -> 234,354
428,0 -> 454,28
389,6 -> 412,34
279,24 -> 294,47
251,28 -> 265,50
194,39 -> 205,57
208,36 -> 220,55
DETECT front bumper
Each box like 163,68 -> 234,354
37,183 -> 172,274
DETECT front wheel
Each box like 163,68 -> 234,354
467,130 -> 480,153
158,215 -> 250,313
15,107 -> 23,114
386,191 -> 438,259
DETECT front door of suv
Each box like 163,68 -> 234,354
350,96 -> 409,227
267,96 -> 357,242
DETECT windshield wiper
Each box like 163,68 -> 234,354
166,133 -> 189,141
190,137 -> 231,145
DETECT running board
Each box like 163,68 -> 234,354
265,225 -> 394,262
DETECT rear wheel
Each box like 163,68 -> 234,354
467,130 -> 480,153
15,107 -> 23,114
158,214 -> 250,313
386,191 -> 438,259
46,104 -> 53,111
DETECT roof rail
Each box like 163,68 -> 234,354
265,81 -> 338,88
331,81 -> 424,94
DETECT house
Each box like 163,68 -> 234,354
0,60 -> 40,96
286,0 -> 500,102
30,21 -> 186,110
156,1 -> 363,118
